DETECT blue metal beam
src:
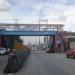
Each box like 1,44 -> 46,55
0,31 -> 56,36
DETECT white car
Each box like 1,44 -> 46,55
0,48 -> 7,55
32,47 -> 38,51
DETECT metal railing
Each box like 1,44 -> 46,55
0,24 -> 64,32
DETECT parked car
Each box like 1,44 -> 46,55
66,49 -> 75,58
32,47 -> 38,51
0,48 -> 7,55
6,48 -> 10,54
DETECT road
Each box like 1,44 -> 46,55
0,55 -> 8,74
0,51 -> 75,75
8,51 -> 74,75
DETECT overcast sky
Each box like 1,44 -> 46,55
0,0 -> 75,31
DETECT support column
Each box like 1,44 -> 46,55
0,36 -> 1,47
54,34 -> 58,53
61,31 -> 65,52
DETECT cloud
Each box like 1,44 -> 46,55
0,0 -> 10,11
0,0 -> 75,31
0,0 -> 15,21
63,6 -> 75,23
7,0 -> 21,6
66,0 -> 75,5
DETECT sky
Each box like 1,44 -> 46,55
0,0 -> 75,31
20,36 -> 45,45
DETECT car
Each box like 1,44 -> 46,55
6,48 -> 10,54
0,48 -> 7,55
32,47 -> 38,51
66,49 -> 75,58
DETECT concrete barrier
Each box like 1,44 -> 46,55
3,50 -> 30,74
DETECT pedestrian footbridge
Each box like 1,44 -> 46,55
0,24 -> 63,36
0,31 -> 57,36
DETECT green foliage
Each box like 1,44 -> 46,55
4,36 -> 23,49
68,38 -> 75,42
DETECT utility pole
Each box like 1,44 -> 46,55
13,19 -> 19,24
38,16 -> 40,51
38,0 -> 48,51
13,18 -> 20,30
38,8 -> 43,51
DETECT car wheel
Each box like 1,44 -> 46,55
66,55 -> 69,58
73,55 -> 75,59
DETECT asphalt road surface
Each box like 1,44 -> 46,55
0,55 -> 8,74
4,51 -> 75,75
